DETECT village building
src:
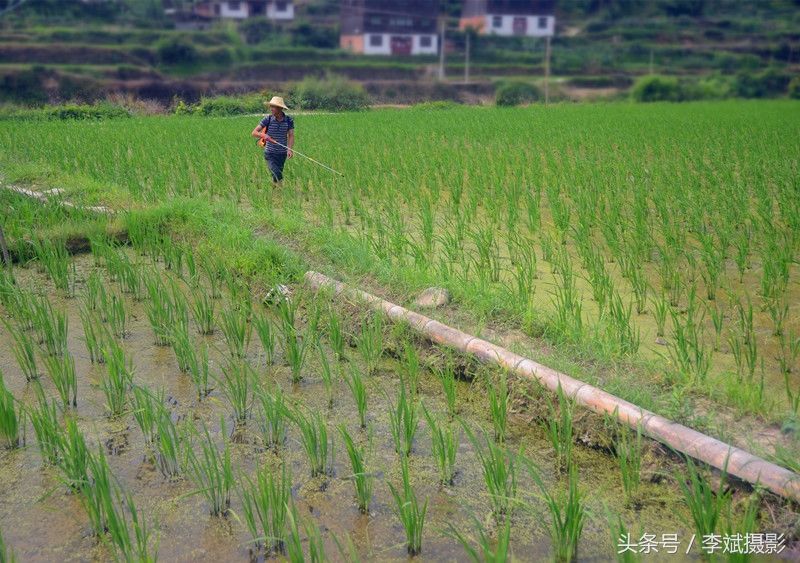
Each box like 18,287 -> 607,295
460,0 -> 555,37
340,0 -> 440,56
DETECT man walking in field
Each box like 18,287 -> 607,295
252,96 -> 294,184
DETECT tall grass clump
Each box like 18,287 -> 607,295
42,351 -> 78,409
387,384 -> 419,457
290,407 -> 333,477
0,372 -> 22,449
237,463 -> 291,555
525,460 -> 586,563
344,367 -> 368,429
388,456 -> 428,556
184,423 -> 233,516
339,425 -> 373,513
422,405 -> 459,486
101,340 -> 134,417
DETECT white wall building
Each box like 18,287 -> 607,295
210,1 -> 294,20
461,0 -> 555,38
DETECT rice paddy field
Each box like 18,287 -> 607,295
0,100 -> 798,560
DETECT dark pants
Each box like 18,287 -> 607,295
265,151 -> 287,183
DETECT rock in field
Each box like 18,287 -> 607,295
414,287 -> 451,309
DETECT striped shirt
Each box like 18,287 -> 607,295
259,113 -> 294,155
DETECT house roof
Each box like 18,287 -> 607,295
462,0 -> 555,17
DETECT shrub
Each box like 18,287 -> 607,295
289,74 -> 370,111
193,94 -> 265,116
496,80 -> 542,106
789,76 -> 800,100
631,75 -> 681,102
735,68 -> 792,98
156,37 -> 198,66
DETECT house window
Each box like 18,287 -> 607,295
369,35 -> 383,47
538,16 -> 548,29
492,15 -> 502,28
228,1 -> 240,10
276,1 -> 287,11
420,36 -> 432,47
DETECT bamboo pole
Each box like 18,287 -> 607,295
304,271 -> 800,503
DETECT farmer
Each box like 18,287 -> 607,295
252,96 -> 294,183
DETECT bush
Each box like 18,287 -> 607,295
495,81 -> 542,106
734,68 -> 792,98
789,76 -> 800,100
631,75 -> 681,102
193,94 -> 265,117
289,74 -> 370,111
156,37 -> 198,66
0,102 -> 130,121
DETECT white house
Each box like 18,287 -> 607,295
340,0 -> 439,56
206,1 -> 294,20
461,0 -> 555,38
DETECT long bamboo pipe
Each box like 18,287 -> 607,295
304,271 -> 800,503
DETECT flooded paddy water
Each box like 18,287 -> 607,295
0,247 -> 791,561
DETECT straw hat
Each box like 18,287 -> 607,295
265,96 -> 289,110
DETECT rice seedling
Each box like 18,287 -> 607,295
106,292 -> 128,339
184,422 -> 233,516
254,386 -> 286,452
678,456 -> 732,540
27,391 -> 63,465
215,359 -> 255,423
170,322 -> 194,374
0,372 -> 21,449
0,524 -> 15,563
41,350 -> 78,409
317,344 -> 335,408
387,384 -> 419,457
525,460 -> 586,563
432,360 -> 458,418
344,367 -> 368,429
285,501 -> 327,563
187,341 -> 212,400
608,512 -> 641,563
547,383 -> 575,474
253,311 -> 276,366
708,303 -> 724,352
290,407 -> 333,477
488,371 -> 509,443
444,512 -> 511,563
614,422 -> 643,506
101,340 -> 134,418
326,307 -> 346,361
356,313 -> 383,376
3,319 -> 38,381
236,463 -> 291,554
131,386 -> 181,479
37,239 -> 76,297
79,305 -> 110,364
29,296 -> 68,357
338,424 -> 373,513
219,305 -> 251,359
79,444 -> 119,536
724,492 -> 760,563
402,342 -> 420,396
82,270 -> 104,312
422,405 -> 458,486
464,426 -> 517,521
388,456 -> 428,556
57,416 -> 90,492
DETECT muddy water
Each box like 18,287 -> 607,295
0,253 -> 695,561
